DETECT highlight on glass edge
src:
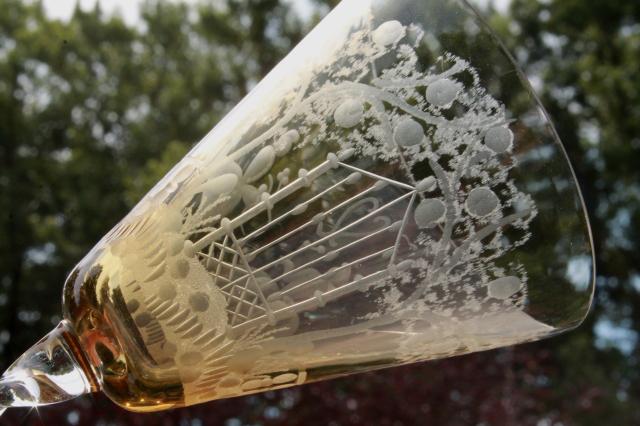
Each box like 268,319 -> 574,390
0,0 -> 594,414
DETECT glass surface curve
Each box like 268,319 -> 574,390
52,0 -> 594,412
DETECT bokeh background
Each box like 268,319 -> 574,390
1,0 -> 639,424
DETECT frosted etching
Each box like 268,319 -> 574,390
99,18 -> 542,403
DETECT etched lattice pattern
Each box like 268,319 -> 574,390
194,155 -> 417,331
199,236 -> 263,327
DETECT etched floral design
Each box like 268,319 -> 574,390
104,16 -> 539,402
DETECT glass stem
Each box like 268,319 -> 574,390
0,320 -> 98,410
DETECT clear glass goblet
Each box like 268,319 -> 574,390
0,0 -> 594,414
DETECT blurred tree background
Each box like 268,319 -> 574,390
0,0 -> 638,424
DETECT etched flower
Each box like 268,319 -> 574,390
425,78 -> 463,107
394,117 -> 425,147
334,99 -> 364,128
195,145 -> 277,214
274,129 -> 299,156
416,176 -> 438,192
372,20 -> 406,46
466,187 -> 500,217
414,198 -> 446,228
484,126 -> 514,153
487,276 -> 523,299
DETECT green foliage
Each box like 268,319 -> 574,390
124,139 -> 190,204
500,0 -> 640,423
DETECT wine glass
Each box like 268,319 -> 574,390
0,0 -> 594,414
